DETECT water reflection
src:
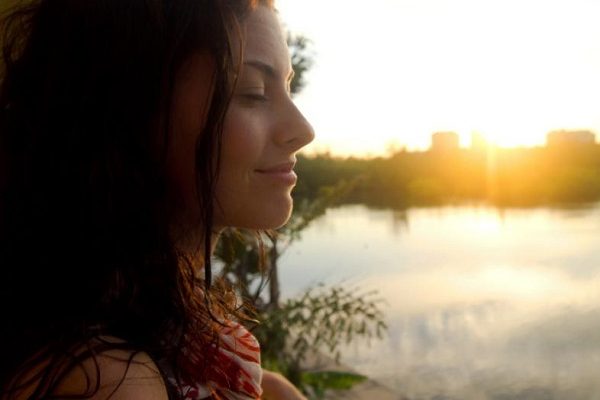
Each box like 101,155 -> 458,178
391,209 -> 410,235
280,204 -> 600,399
341,302 -> 600,399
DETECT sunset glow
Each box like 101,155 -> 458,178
277,0 -> 600,156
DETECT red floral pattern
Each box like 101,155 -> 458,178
167,321 -> 263,400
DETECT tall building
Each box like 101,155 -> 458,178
546,130 -> 596,147
431,131 -> 459,152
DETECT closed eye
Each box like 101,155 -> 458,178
237,83 -> 267,102
243,93 -> 268,102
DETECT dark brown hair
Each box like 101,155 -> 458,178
0,0 -> 272,398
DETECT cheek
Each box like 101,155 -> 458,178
214,108 -> 263,221
214,106 -> 293,229
225,116 -> 256,155
220,109 -> 263,183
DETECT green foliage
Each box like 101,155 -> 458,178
254,284 -> 387,398
544,166 -> 600,202
287,33 -> 313,95
301,371 -> 367,399
284,177 -> 362,241
294,154 -> 370,199
215,213 -> 388,399
294,145 -> 600,209
407,177 -> 445,205
214,228 -> 266,301
214,177 -> 384,399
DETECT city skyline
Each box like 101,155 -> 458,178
277,0 -> 600,157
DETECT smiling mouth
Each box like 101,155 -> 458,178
255,161 -> 295,174
255,162 -> 297,185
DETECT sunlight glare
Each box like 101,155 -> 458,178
277,0 -> 600,156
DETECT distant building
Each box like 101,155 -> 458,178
546,130 -> 596,147
431,131 -> 459,152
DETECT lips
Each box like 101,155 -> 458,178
255,161 -> 295,174
255,161 -> 297,185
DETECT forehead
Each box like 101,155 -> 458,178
242,6 -> 290,72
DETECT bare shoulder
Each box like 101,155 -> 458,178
261,370 -> 307,400
54,338 -> 169,400
9,337 -> 169,400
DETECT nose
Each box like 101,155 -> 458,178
275,99 -> 315,151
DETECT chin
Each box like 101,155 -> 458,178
253,207 -> 293,230
267,213 -> 293,229
231,214 -> 291,230
246,192 -> 291,228
217,198 -> 294,230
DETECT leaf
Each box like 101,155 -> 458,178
301,371 -> 367,391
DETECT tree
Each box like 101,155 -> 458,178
288,33 -> 314,95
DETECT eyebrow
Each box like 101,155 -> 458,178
244,60 -> 295,82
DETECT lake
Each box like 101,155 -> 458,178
278,203 -> 600,400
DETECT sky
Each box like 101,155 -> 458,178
276,0 -> 600,157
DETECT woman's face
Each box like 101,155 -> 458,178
168,5 -> 314,235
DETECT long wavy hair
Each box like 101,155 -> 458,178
0,0 -> 272,398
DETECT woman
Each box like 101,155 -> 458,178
0,0 -> 314,399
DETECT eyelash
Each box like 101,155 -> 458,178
242,93 -> 268,102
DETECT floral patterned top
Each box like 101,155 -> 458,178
165,321 -> 263,400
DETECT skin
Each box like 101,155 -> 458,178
262,370 -> 308,400
168,5 -> 314,243
213,5 -> 314,230
226,10 -> 312,398
10,341 -> 167,400
9,5 -> 312,400
168,5 -> 313,399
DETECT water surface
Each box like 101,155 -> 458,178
279,204 -> 600,399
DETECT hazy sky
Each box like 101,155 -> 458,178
276,0 -> 600,157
